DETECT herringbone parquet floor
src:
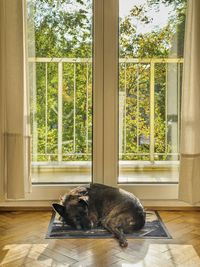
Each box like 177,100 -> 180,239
0,211 -> 200,267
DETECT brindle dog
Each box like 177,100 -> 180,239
53,183 -> 146,247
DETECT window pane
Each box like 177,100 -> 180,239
26,0 -> 93,183
119,0 -> 186,183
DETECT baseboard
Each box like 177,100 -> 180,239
146,206 -> 200,211
0,198 -> 199,211
0,206 -> 200,211
0,206 -> 52,211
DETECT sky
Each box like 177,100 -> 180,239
120,0 -> 175,34
30,0 -> 176,38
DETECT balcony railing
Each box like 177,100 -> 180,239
28,57 -> 183,164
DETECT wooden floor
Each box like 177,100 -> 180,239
0,211 -> 200,267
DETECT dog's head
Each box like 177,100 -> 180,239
52,191 -> 91,229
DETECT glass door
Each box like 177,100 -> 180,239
118,0 -> 186,183
24,0 -> 187,202
26,0 -> 93,183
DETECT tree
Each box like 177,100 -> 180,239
27,0 -> 186,162
119,0 -> 186,160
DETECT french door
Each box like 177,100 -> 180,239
27,0 -> 93,184
26,0 -> 186,202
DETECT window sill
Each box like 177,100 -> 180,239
32,160 -> 179,184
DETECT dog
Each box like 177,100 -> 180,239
52,183 -> 146,247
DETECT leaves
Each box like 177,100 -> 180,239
28,0 -> 186,162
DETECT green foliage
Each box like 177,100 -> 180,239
28,0 -> 186,162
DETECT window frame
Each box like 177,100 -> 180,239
0,0 -> 181,205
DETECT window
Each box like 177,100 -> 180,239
118,0 -> 186,183
26,0 -> 186,199
27,0 -> 93,183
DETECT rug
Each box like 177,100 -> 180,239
46,211 -> 171,239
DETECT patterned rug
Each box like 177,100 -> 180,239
46,211 -> 171,239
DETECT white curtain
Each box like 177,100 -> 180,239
0,0 -> 31,199
179,0 -> 200,204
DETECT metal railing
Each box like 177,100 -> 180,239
28,57 -> 183,163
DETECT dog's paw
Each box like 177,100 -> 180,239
119,239 -> 128,247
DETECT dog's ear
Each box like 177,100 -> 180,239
52,203 -> 65,217
78,195 -> 89,206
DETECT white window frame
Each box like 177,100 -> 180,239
99,0 -> 178,201
0,0 -> 182,206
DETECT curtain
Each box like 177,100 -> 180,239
0,0 -> 31,199
179,0 -> 200,204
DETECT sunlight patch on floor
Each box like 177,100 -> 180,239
121,244 -> 200,267
1,243 -> 200,267
0,244 -> 50,266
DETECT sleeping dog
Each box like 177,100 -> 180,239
53,183 -> 146,247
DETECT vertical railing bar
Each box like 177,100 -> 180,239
177,62 -> 180,156
73,63 -> 76,153
150,61 -> 155,163
45,63 -> 48,156
58,61 -> 63,162
136,63 -> 139,152
32,62 -> 38,162
165,63 -> 168,156
30,57 -> 183,162
124,63 -> 127,154
86,63 -> 89,154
